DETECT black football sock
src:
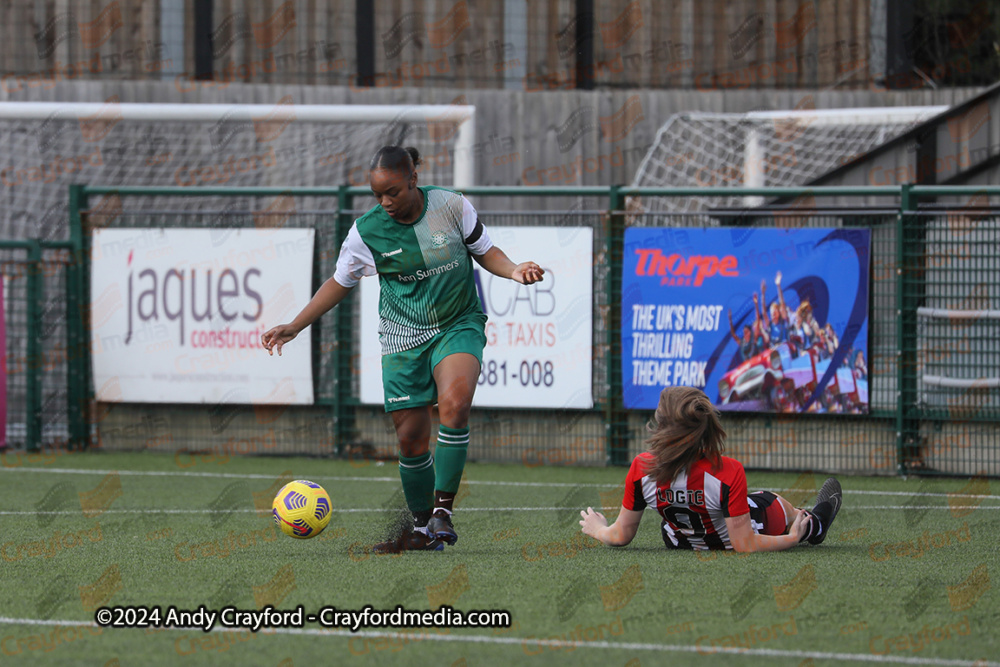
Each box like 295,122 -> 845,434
434,490 -> 456,514
798,510 -> 822,543
413,509 -> 432,530
807,501 -> 834,544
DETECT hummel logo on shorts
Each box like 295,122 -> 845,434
381,248 -> 403,257
387,395 -> 411,403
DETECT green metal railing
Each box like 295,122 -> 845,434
55,183 -> 1000,477
0,238 -> 80,451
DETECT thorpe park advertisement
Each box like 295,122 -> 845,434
622,227 -> 870,414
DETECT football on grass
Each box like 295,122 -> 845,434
272,480 -> 332,538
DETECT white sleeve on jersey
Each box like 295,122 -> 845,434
332,223 -> 377,288
461,196 -> 494,256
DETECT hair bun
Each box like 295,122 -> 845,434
404,146 -> 422,168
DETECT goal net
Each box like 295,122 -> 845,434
0,100 -> 476,239
630,104 -> 947,214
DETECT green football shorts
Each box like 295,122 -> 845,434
381,313 -> 487,412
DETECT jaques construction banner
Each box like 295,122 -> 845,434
622,227 -> 870,414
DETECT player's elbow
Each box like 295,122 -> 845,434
604,527 -> 634,547
730,537 -> 756,553
607,535 -> 632,547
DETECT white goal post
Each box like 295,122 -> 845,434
740,106 -> 947,206
631,105 -> 948,213
0,102 -> 476,187
0,101 -> 476,238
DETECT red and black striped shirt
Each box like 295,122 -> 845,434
622,453 -> 750,550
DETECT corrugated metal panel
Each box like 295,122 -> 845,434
3,0 -> 978,90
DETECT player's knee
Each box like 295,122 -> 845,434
773,494 -> 797,525
397,436 -> 429,458
438,396 -> 472,428
393,424 -> 430,455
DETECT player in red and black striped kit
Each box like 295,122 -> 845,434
580,386 -> 842,552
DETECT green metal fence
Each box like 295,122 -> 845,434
48,184 -> 1000,477
0,239 -> 82,451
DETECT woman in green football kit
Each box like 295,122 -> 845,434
261,146 -> 544,553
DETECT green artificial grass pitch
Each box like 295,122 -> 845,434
0,450 -> 998,667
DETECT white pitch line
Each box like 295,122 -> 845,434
0,616 -> 994,667
0,466 -> 615,487
818,490 -> 999,499
1,505 -> 998,516
2,466 -> 998,499
847,505 -> 1000,510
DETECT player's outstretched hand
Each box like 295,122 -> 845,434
511,262 -> 544,285
788,509 -> 809,542
579,506 -> 608,538
261,323 -> 300,357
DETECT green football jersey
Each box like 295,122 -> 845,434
333,186 -> 493,355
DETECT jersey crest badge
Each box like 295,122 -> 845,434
431,231 -> 448,248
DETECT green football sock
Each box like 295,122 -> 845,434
398,452 -> 434,514
434,425 -> 470,496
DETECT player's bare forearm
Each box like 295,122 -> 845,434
473,247 -> 544,285
290,277 -> 353,331
473,247 -> 516,278
262,277 -> 354,356
726,511 -> 805,552
737,532 -> 801,552
580,507 -> 642,546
